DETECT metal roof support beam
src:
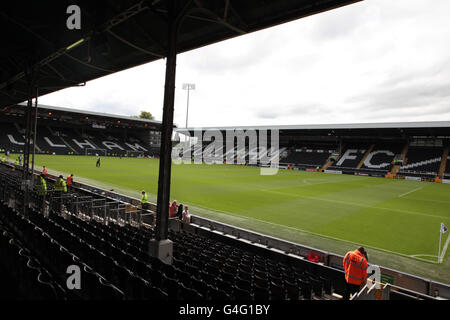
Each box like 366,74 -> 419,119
64,53 -> 116,73
192,0 -> 247,34
150,0 -> 193,265
106,30 -> 164,58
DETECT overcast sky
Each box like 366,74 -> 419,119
39,0 -> 450,128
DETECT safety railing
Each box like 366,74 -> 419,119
0,163 -> 154,230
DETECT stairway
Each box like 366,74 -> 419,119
322,159 -> 333,170
60,137 -> 79,155
392,144 -> 409,177
390,165 -> 401,176
322,145 -> 344,170
438,147 -> 449,177
356,144 -> 374,169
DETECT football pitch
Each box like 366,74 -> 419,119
24,155 -> 450,284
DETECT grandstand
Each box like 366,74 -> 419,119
0,103 -> 162,157
185,122 -> 450,181
1,0 -> 449,306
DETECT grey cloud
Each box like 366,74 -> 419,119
350,82 -> 450,112
254,103 -> 327,120
185,30 -> 287,75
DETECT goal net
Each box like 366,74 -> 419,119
126,150 -> 145,158
85,148 -> 107,156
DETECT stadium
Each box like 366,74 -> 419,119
0,0 -> 449,307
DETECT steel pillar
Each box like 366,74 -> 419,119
150,0 -> 193,264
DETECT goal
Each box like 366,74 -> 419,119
126,150 -> 145,158
85,148 -> 107,156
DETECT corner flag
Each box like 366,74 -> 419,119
441,223 -> 448,234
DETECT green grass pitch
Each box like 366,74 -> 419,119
20,154 -> 450,284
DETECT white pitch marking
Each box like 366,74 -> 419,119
398,186 -> 425,198
439,232 -> 450,263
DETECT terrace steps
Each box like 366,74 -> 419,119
322,159 -> 333,170
391,145 -> 409,177
438,147 -> 449,177
356,144 -> 374,169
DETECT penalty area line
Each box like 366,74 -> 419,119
439,232 -> 450,263
398,186 -> 424,198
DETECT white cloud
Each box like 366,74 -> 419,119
39,0 -> 450,128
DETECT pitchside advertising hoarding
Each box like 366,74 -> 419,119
405,176 -> 422,181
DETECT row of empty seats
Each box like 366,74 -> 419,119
0,160 -> 345,300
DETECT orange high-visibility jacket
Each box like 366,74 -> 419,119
343,250 -> 368,285
67,176 -> 73,185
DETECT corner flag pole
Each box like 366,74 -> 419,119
439,223 -> 448,263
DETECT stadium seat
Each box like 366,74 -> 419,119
298,279 -> 313,300
190,277 -> 210,298
36,269 -> 61,300
142,284 -> 168,300
96,277 -> 124,300
214,278 -> 234,295
284,280 -> 300,300
235,278 -> 252,292
237,270 -> 252,283
178,283 -> 203,300
253,285 -> 270,300
208,286 -> 231,300
253,275 -> 269,289
269,282 -> 285,300
233,286 -> 253,300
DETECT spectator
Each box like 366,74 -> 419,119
141,190 -> 150,215
67,174 -> 74,191
182,206 -> 191,224
54,175 -> 67,212
42,166 -> 48,176
342,246 -> 368,300
36,173 -> 47,213
169,200 -> 178,218
307,252 -> 319,263
176,203 -> 184,220
54,175 -> 67,193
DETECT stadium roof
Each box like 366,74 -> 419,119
185,121 -> 450,131
181,121 -> 450,138
0,0 -> 361,108
19,103 -> 161,125
1,103 -> 163,129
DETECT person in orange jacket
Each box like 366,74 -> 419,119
66,174 -> 74,191
342,246 -> 368,300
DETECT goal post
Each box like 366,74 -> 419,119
85,148 -> 107,156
